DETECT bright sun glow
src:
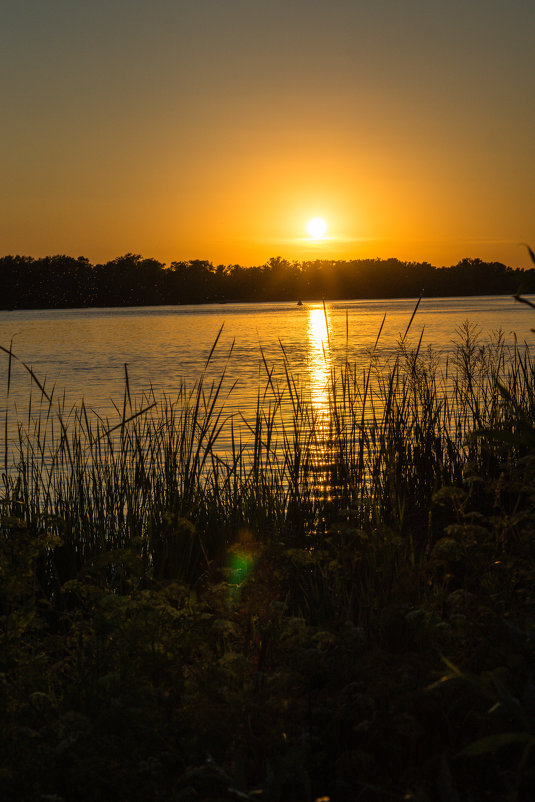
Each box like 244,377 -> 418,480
306,217 -> 328,239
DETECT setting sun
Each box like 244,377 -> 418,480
306,217 -> 328,239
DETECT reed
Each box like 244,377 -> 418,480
3,312 -> 535,801
1,320 -> 533,606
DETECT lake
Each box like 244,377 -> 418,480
1,295 -> 535,421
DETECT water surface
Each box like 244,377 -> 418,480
1,296 -> 534,428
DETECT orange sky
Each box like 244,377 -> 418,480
2,0 -> 535,268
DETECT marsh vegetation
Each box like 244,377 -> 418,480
2,305 -> 535,800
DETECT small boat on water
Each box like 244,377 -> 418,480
297,299 -> 303,306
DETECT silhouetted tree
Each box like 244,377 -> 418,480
1,252 -> 534,310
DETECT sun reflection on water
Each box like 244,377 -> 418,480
307,306 -> 331,420
307,306 -> 335,501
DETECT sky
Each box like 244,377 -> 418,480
2,0 -> 535,268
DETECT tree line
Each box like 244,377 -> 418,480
1,253 -> 534,309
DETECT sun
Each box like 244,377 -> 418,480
306,217 -> 328,239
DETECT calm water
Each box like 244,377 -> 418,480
1,296 -> 535,435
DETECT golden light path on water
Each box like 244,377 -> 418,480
307,306 -> 331,420
307,306 -> 335,501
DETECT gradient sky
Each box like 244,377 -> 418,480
2,0 -> 535,268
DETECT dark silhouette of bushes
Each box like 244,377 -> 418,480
1,252 -> 533,310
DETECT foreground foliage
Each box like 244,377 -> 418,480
2,310 -> 535,800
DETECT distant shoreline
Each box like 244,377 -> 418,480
2,253 -> 534,310
2,290 -> 535,315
